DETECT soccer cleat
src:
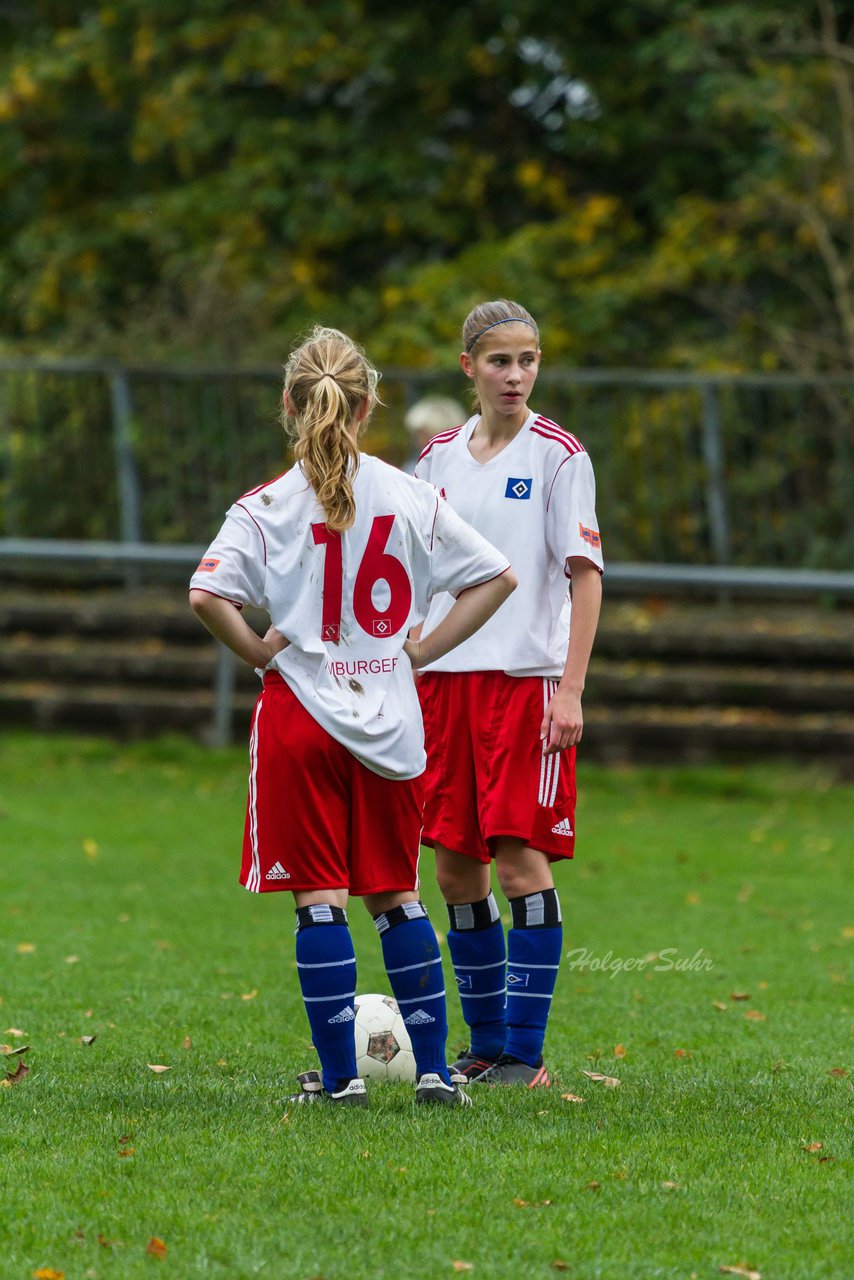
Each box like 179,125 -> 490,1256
470,1054 -> 552,1088
283,1070 -> 368,1107
448,1048 -> 498,1082
415,1072 -> 474,1107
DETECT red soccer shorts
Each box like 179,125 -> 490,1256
418,670 -> 577,863
240,673 -> 424,895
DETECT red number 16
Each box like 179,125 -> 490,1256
312,515 -> 413,642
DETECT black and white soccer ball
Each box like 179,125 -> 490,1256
353,992 -> 416,1083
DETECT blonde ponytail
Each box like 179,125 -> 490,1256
283,327 -> 381,532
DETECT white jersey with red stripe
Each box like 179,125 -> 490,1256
189,453 -> 509,778
413,411 -> 603,676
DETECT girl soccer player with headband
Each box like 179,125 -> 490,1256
190,326 -> 515,1107
414,300 -> 603,1087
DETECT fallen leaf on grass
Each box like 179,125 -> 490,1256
661,1181 -> 680,1189
828,1067 -> 848,1078
713,1001 -> 728,1011
32,1269 -> 64,1279
551,1263 -> 570,1272
146,1064 -> 172,1074
585,1181 -> 601,1191
614,1043 -> 627,1058
801,1142 -> 823,1152
744,1010 -> 766,1021
83,838 -> 99,859
64,956 -> 79,964
452,1263 -> 473,1273
182,1036 -> 192,1051
561,1093 -> 586,1103
146,1237 -> 167,1259
5,1059 -> 30,1085
17,943 -> 36,954
719,1266 -> 761,1279
1,1043 -> 29,1056
241,989 -> 258,1001
5,1027 -> 26,1037
98,1234 -> 122,1248
79,1036 -> 96,1046
730,992 -> 750,1001
674,1048 -> 692,1059
512,1197 -> 553,1208
118,1148 -> 135,1158
582,1070 -> 621,1087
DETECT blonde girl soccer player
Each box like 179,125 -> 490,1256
189,327 -> 515,1107
414,300 -> 603,1087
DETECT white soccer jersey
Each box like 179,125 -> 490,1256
414,411 -> 603,676
189,453 -> 509,779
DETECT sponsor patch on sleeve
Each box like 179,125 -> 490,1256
578,523 -> 600,549
196,557 -> 220,573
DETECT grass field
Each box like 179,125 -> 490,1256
0,732 -> 851,1280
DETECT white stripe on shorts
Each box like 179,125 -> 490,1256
538,679 -> 561,808
246,696 -> 263,892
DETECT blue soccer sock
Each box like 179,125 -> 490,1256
294,904 -> 358,1093
374,902 -> 450,1084
504,889 -> 563,1068
446,893 -> 507,1062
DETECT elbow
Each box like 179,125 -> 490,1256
499,567 -> 518,598
189,589 -> 212,618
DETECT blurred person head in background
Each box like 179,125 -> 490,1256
403,394 -> 466,473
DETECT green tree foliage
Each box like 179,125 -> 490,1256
0,1 -> 851,370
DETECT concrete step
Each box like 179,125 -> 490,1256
0,680 -> 258,737
2,635 -> 852,714
2,591 -> 852,666
0,634 -> 258,687
2,680 -> 851,758
584,703 -> 854,762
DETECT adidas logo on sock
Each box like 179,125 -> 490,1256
265,861 -> 291,880
328,1005 -> 355,1024
404,1008 -> 436,1026
551,818 -> 574,837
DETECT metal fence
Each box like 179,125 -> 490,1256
1,358 -> 852,571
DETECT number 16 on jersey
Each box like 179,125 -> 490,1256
312,515 -> 413,642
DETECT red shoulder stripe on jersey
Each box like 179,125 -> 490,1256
239,470 -> 289,499
533,417 -> 585,451
533,417 -> 585,452
417,426 -> 463,462
531,424 -> 584,455
234,502 -> 268,565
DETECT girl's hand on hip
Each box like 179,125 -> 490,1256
262,626 -> 290,664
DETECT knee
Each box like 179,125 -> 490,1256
495,862 -> 553,902
495,863 -> 526,900
435,850 -> 488,904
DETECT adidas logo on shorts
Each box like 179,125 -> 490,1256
551,818 -> 574,837
265,861 -> 292,880
328,1005 -> 355,1024
404,1009 -> 436,1026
